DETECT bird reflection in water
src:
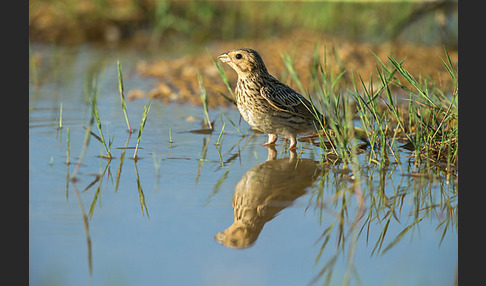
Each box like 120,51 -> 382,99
215,146 -> 321,249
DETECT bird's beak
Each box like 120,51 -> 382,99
218,53 -> 231,63
214,231 -> 226,243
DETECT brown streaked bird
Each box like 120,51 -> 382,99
214,146 -> 321,248
218,48 -> 325,150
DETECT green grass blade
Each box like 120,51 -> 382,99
90,98 -> 111,158
134,160 -> 150,217
117,60 -> 132,133
133,99 -> 152,159
207,48 -> 235,101
381,215 -> 425,256
197,71 -> 213,130
388,56 -> 436,108
216,122 -> 225,146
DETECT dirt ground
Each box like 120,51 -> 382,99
131,30 -> 457,107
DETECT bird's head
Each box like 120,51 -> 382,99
218,48 -> 268,78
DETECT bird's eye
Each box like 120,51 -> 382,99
235,53 -> 242,60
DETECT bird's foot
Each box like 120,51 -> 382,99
287,136 -> 298,150
288,145 -> 298,150
263,134 -> 278,146
264,145 -> 278,161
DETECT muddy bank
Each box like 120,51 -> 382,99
30,0 -> 457,107
132,30 -> 457,107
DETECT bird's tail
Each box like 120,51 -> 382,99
352,126 -> 370,145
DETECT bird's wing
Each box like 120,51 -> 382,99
260,79 -> 319,119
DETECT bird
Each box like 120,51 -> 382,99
214,146 -> 321,248
218,48 -> 326,150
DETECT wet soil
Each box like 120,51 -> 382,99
132,30 -> 457,107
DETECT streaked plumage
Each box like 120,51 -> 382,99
214,146 -> 321,248
218,48 -> 324,150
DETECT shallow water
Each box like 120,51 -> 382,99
29,44 -> 457,286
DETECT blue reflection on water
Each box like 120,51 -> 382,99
29,44 -> 457,286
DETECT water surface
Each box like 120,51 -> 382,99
29,44 -> 457,286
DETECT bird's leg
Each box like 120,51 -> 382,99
289,148 -> 297,159
288,135 -> 298,150
263,134 -> 278,146
264,145 -> 278,161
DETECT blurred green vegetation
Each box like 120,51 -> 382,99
29,0 -> 457,48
